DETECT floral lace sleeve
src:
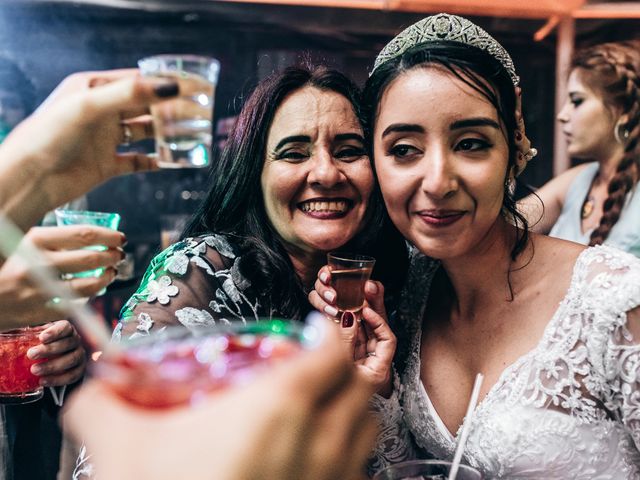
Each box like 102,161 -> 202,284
587,247 -> 640,452
367,372 -> 420,477
114,234 -> 262,341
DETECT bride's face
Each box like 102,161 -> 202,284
373,67 -> 510,260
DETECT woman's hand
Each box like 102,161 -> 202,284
309,266 -> 396,396
0,225 -> 124,330
27,320 -> 86,387
65,318 -> 377,480
0,69 -> 179,230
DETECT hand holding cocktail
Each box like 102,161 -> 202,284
66,317 -> 377,480
309,256 -> 396,396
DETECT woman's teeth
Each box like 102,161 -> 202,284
300,200 -> 349,213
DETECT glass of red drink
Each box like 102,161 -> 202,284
0,325 -> 46,404
93,319 -> 314,409
327,253 -> 376,324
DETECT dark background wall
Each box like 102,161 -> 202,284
0,1 -> 637,318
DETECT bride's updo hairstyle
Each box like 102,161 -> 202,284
364,14 -> 533,261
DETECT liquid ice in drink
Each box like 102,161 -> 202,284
0,326 -> 45,404
95,322 -> 305,409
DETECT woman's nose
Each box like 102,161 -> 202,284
420,151 -> 458,199
557,101 -> 570,123
308,150 -> 345,188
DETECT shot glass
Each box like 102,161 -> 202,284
373,460 -> 482,480
93,319 -> 318,409
54,209 -> 121,281
138,54 -> 220,168
0,326 -> 47,404
327,253 -> 375,324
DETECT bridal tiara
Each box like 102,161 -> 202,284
372,13 -> 520,86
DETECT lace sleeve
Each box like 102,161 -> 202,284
586,247 -> 640,451
367,372 -> 419,477
114,234 -> 261,342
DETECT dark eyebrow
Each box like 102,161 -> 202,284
381,123 -> 425,138
450,118 -> 500,131
274,135 -> 311,151
335,133 -> 365,143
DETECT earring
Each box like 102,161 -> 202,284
505,177 -> 516,197
614,123 -> 630,145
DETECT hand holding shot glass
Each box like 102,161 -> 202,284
138,54 -> 220,168
54,209 -> 121,288
326,253 -> 375,326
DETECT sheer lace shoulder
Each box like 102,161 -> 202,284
114,234 -> 262,341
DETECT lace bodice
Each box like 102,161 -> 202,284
371,245 -> 640,479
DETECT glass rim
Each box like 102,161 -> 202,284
327,252 -> 376,263
0,325 -> 47,337
107,318 -> 314,353
373,459 -> 482,479
54,208 -> 121,220
138,53 -> 220,67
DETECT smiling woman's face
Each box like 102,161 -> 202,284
261,86 -> 373,255
373,67 -> 509,260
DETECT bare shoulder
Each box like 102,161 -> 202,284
538,163 -> 593,196
529,233 -> 586,276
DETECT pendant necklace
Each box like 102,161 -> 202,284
581,195 -> 595,219
581,171 -> 599,220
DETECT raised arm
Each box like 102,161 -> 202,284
518,164 -> 589,234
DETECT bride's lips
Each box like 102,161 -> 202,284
416,209 -> 466,227
297,197 -> 354,219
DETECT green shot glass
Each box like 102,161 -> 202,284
54,209 -> 121,281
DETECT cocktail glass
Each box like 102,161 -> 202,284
54,209 -> 121,296
0,326 -> 47,404
373,460 -> 482,480
93,319 -> 316,409
327,253 -> 375,324
138,54 -> 220,168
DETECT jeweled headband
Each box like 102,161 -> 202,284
371,13 -> 520,86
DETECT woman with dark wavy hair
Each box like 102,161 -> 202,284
520,40 -> 640,257
114,65 -> 407,341
311,14 -> 640,478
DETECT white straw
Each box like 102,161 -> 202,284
448,373 -> 484,480
0,214 -> 114,351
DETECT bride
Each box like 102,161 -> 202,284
311,13 -> 640,478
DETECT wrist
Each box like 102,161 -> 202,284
0,147 -> 50,231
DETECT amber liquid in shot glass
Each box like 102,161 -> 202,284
327,253 -> 375,322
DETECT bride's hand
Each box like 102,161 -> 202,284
308,266 -> 396,396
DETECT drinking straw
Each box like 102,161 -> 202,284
448,373 -> 484,480
0,214 -> 115,352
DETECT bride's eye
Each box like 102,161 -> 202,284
456,138 -> 492,152
388,144 -> 421,161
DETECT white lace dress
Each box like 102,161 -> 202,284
371,245 -> 640,479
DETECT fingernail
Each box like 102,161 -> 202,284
27,348 -> 39,360
154,82 -> 179,98
120,233 -> 128,247
319,272 -> 329,283
515,130 -> 522,141
341,311 -> 354,328
40,333 -> 51,343
119,248 -> 126,260
324,305 -> 339,317
31,365 -> 43,375
323,290 -> 335,303
366,281 -> 378,295
39,379 -> 50,387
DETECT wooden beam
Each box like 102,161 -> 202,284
553,16 -> 574,177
